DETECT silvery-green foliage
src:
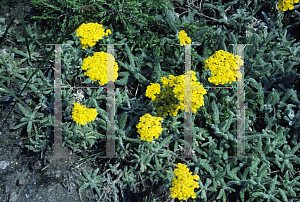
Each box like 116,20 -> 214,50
16,22 -> 48,47
24,124 -> 52,153
13,44 -> 39,67
76,162 -> 123,202
76,168 -> 105,199
0,24 -> 12,37
0,51 -> 23,87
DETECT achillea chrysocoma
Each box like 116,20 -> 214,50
178,30 -> 191,46
277,0 -> 299,13
136,114 -> 163,142
71,103 -> 98,125
204,50 -> 243,85
81,51 -> 119,85
75,22 -> 111,49
146,71 -> 207,117
170,163 -> 200,200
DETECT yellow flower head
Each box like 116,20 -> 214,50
146,83 -> 161,101
146,71 -> 207,117
71,103 -> 98,125
277,0 -> 299,13
178,30 -> 191,46
75,23 -> 111,49
204,50 -> 243,85
170,163 -> 200,200
136,114 -> 163,142
81,51 -> 119,85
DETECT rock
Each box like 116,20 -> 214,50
5,184 -> 11,193
18,178 -> 26,186
9,192 -> 17,202
26,184 -> 36,194
1,176 -> 6,182
0,160 -> 9,169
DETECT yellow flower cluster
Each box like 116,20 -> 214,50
277,0 -> 299,13
170,163 -> 200,200
136,113 -> 163,142
203,50 -> 243,85
146,71 -> 207,117
75,23 -> 111,49
178,30 -> 191,46
71,103 -> 98,125
145,83 -> 161,101
81,51 -> 119,85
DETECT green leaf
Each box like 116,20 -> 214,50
77,73 -> 86,77
79,183 -> 89,191
83,169 -> 92,181
124,43 -> 136,70
144,153 -> 154,166
116,75 -> 128,85
12,122 -> 28,130
173,141 -> 178,152
216,189 -> 224,200
158,135 -> 172,149
17,103 -> 30,116
214,150 -> 223,155
291,142 -> 300,154
27,121 -> 32,134
25,145 -> 35,151
223,150 -> 228,160
278,188 -> 288,202
119,112 -> 127,130
202,162 -> 213,175
201,142 -> 211,147
136,73 -> 148,84
154,155 -> 160,169
93,100 -> 107,119
158,153 -> 172,158
211,100 -> 220,124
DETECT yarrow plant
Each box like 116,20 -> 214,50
71,103 -> 98,125
169,163 -> 200,200
204,49 -> 243,85
70,22 -> 116,128
146,71 -> 207,117
136,113 -> 163,142
70,24 -> 245,201
277,0 -> 299,13
81,51 -> 119,85
75,22 -> 111,49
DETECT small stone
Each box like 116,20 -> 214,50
26,184 -> 35,194
25,98 -> 33,104
1,176 -> 6,182
0,160 -> 9,169
18,178 -> 26,186
5,185 -> 11,193
9,192 -> 17,202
